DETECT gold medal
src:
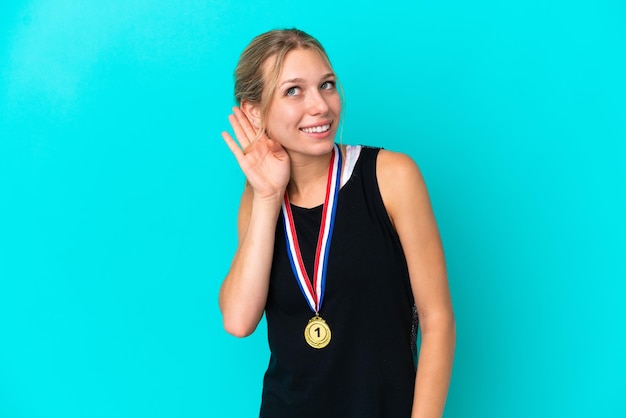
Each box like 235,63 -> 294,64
304,315 -> 332,349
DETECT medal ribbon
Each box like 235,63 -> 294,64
282,144 -> 342,314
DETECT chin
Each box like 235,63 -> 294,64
306,138 -> 337,154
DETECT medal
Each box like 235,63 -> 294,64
282,144 -> 342,349
304,315 -> 332,349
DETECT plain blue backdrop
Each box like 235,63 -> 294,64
1,0 -> 624,417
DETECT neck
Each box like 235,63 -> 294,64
286,149 -> 336,208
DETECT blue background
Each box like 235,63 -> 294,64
1,0 -> 624,417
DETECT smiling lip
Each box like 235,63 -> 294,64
300,122 -> 332,134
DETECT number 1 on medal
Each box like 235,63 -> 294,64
304,316 -> 331,349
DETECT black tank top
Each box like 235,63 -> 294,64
260,146 -> 417,418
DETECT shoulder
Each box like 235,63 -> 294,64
375,150 -> 430,227
376,149 -> 426,198
376,149 -> 422,179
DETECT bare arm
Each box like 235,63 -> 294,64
377,150 -> 455,418
218,107 -> 291,337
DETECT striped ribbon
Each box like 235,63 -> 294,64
281,144 -> 342,313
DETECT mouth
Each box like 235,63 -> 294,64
300,123 -> 331,134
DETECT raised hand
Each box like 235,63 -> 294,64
221,107 -> 291,201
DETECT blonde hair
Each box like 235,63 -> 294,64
234,29 -> 343,137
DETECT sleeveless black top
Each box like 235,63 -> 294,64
260,146 -> 417,418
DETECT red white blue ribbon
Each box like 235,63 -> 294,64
281,144 -> 342,314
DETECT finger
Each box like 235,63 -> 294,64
232,107 -> 261,143
228,113 -> 252,150
227,114 -> 248,147
221,131 -> 245,162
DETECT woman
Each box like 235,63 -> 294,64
219,28 -> 455,417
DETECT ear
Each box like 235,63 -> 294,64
240,100 -> 261,128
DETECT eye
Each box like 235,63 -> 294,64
286,86 -> 301,96
321,80 -> 336,90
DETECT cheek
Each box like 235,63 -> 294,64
326,91 -> 341,109
272,106 -> 300,127
265,106 -> 297,137
330,95 -> 342,116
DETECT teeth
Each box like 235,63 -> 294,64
301,124 -> 330,133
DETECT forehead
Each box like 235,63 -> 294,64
264,48 -> 332,82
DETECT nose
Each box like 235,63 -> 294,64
306,89 -> 329,115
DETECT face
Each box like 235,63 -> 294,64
262,48 -> 341,158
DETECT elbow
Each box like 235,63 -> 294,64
421,310 -> 456,341
222,315 -> 258,338
218,286 -> 263,338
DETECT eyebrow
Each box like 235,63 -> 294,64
279,73 -> 336,87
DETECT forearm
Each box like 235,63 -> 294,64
219,196 -> 282,337
411,314 -> 456,418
